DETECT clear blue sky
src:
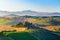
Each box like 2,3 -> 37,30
0,0 -> 60,12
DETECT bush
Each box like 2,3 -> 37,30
11,22 -> 25,27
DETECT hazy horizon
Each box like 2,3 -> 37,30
0,0 -> 60,12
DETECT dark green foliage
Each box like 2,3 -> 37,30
0,31 -> 14,40
0,31 -> 5,37
11,22 -> 25,27
25,22 -> 33,29
16,22 -> 24,27
0,37 -> 14,40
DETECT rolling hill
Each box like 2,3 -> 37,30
0,10 -> 60,16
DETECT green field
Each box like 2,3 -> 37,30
3,31 -> 38,40
0,18 -> 9,25
0,37 -> 14,40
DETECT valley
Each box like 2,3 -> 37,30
0,12 -> 60,40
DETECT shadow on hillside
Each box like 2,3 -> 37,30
31,28 -> 60,40
25,22 -> 60,40
7,32 -> 38,40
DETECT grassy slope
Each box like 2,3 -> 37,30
0,37 -> 14,40
0,18 -> 9,25
4,32 -> 38,40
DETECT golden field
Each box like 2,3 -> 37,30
0,25 -> 26,32
45,26 -> 60,32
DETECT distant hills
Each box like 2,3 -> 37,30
0,10 -> 60,25
0,10 -> 60,16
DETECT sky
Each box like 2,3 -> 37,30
0,0 -> 60,12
